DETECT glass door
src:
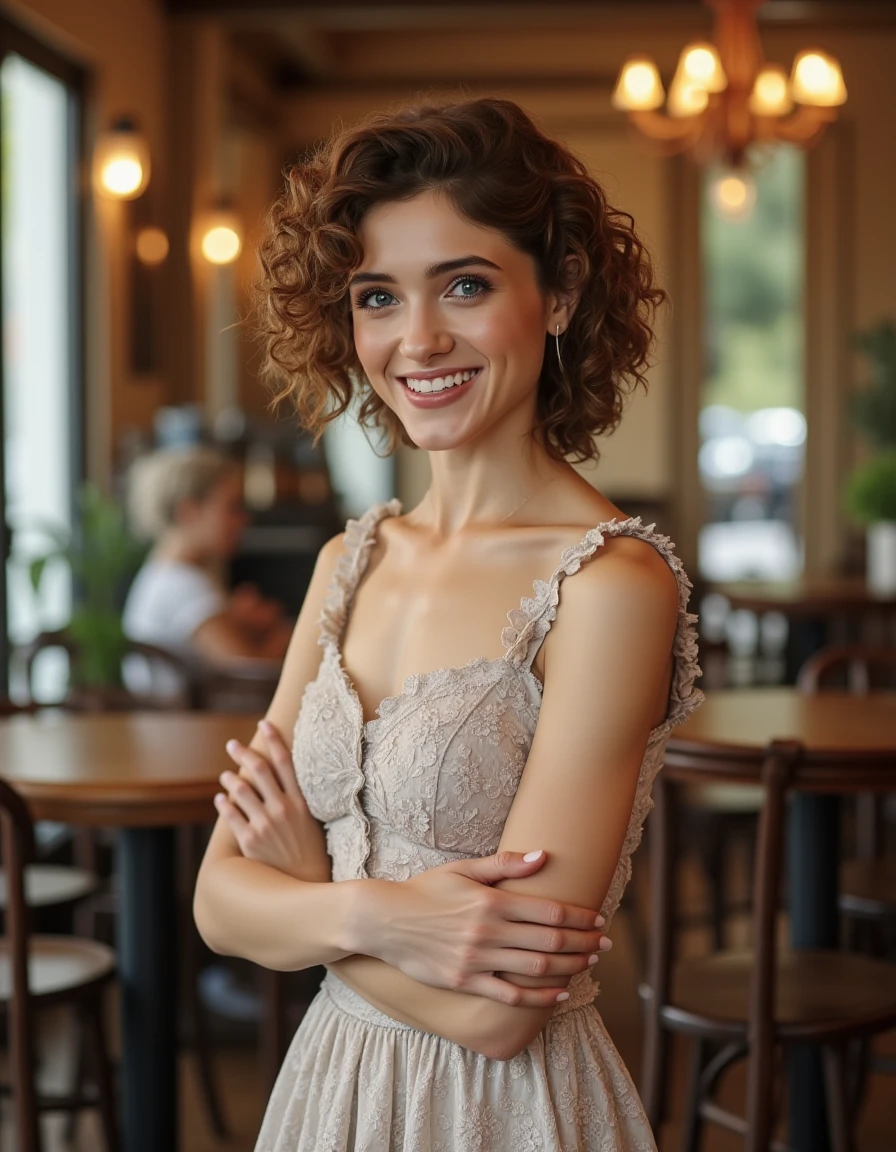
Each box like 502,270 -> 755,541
0,20 -> 85,695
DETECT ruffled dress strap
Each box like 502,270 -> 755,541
501,516 -> 704,732
317,499 -> 403,649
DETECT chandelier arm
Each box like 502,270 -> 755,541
769,102 -> 838,146
627,108 -> 706,145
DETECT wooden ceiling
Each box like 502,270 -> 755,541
174,0 -> 896,133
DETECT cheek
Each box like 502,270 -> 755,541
352,320 -> 390,375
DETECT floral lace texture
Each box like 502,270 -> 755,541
257,500 -> 704,1151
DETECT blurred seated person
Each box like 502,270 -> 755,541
123,446 -> 293,697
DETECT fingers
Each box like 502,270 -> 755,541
496,923 -> 610,957
501,891 -> 606,932
463,973 -> 574,1009
257,719 -> 302,797
480,948 -> 600,980
213,792 -> 248,832
456,849 -> 548,887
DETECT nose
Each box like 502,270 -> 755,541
399,302 -> 454,363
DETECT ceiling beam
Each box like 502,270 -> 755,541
165,1 -> 896,28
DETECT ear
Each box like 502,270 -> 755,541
545,254 -> 584,337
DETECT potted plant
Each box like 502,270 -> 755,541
22,483 -> 149,703
844,320 -> 896,594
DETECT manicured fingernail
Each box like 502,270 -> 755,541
587,954 -> 599,966
225,740 -> 239,754
599,937 -> 613,952
213,793 -> 225,807
595,915 -> 605,927
219,771 -> 233,785
523,849 -> 543,862
259,719 -> 274,734
555,992 -> 569,1002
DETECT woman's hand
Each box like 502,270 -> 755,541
350,851 -> 611,1007
214,719 -> 331,883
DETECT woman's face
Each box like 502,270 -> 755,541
183,472 -> 248,559
350,190 -> 556,453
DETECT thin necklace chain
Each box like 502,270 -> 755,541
497,476 -> 559,525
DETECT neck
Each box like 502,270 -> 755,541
413,407 -> 572,538
153,531 -> 210,567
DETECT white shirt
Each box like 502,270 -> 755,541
122,559 -> 227,696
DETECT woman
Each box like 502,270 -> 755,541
194,97 -> 703,1150
123,445 -> 292,695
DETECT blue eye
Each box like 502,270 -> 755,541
448,275 -> 490,299
356,289 -> 396,311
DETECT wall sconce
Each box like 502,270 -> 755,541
94,116 -> 151,200
199,204 -> 242,265
135,226 -> 169,266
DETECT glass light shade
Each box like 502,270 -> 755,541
611,56 -> 664,111
667,69 -> 710,118
93,123 -> 150,199
200,210 -> 242,265
135,226 -> 169,265
749,66 -> 793,116
679,41 -> 727,93
709,169 -> 757,221
791,50 -> 847,107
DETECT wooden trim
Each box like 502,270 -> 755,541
803,121 -> 854,575
667,153 -> 703,576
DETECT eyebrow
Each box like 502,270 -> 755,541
349,255 -> 502,288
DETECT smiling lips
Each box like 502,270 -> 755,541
401,368 -> 480,394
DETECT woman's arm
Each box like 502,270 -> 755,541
193,532 -> 351,968
327,536 -> 679,1059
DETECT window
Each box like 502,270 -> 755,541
0,20 -> 85,694
697,148 -> 805,582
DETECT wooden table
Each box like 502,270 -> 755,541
669,688 -> 896,1152
0,710 -> 256,1152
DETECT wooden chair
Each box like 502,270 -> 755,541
0,697 -> 98,920
798,644 -> 896,1096
641,738 -> 896,1152
0,775 -> 118,1152
16,635 -> 230,1140
19,630 -> 200,713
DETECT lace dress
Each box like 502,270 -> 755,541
255,499 -> 704,1152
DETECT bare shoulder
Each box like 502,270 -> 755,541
316,529 -> 347,572
549,528 -> 680,646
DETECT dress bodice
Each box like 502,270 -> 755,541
292,499 -> 703,1013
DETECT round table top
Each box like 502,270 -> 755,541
0,711 -> 257,826
670,688 -> 896,758
708,575 -> 896,616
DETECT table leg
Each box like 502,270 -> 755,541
119,827 -> 179,1152
788,794 -> 840,1152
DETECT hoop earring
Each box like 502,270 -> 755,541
555,324 -> 564,374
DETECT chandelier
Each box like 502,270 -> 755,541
611,0 -> 846,217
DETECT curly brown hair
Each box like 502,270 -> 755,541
255,96 -> 666,464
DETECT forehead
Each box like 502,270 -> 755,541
356,190 -> 525,273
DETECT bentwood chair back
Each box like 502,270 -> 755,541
797,644 -> 896,861
0,775 -> 119,1152
642,738 -> 896,1152
19,629 -> 200,711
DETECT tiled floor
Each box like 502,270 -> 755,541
7,848 -> 896,1151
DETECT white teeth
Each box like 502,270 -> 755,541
403,369 -> 479,394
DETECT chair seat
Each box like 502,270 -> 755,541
839,858 -> 896,915
0,865 -> 97,909
0,935 -> 115,1001
663,949 -> 896,1041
